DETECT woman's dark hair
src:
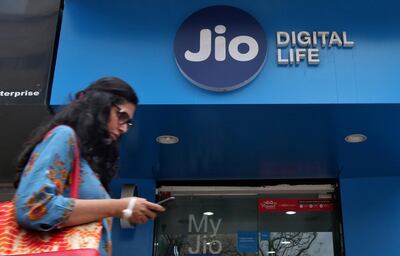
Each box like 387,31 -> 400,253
15,77 -> 139,190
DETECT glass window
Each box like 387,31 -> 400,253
154,186 -> 341,256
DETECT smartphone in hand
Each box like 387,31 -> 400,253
157,196 -> 176,208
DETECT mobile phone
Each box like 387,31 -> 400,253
157,196 -> 176,207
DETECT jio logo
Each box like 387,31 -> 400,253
174,6 -> 266,92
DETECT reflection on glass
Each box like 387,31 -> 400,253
154,194 -> 338,256
260,232 -> 334,256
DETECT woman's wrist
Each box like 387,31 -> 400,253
109,198 -> 128,218
110,198 -> 137,218
122,197 -> 137,219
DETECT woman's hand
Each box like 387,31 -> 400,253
121,197 -> 165,224
58,197 -> 165,227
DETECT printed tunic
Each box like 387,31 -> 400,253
15,125 -> 112,255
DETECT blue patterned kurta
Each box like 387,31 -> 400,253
15,125 -> 112,255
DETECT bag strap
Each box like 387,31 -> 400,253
70,137 -> 80,199
45,126 -> 81,199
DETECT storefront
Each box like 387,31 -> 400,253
154,185 -> 341,255
2,0 -> 399,255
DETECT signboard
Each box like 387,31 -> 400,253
237,231 -> 258,252
260,231 -> 270,241
0,0 -> 60,105
276,31 -> 354,65
174,5 -> 267,92
258,198 -> 334,212
174,6 -> 355,93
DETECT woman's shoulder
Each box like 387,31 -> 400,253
45,125 -> 76,141
51,125 -> 75,134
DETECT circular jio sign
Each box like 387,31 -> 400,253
174,5 -> 266,92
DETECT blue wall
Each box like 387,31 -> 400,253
340,176 -> 400,255
110,178 -> 157,256
52,0 -> 400,105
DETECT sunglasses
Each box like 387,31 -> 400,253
113,104 -> 134,127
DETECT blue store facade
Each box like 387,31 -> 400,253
47,0 -> 400,255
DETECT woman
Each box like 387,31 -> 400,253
14,77 -> 164,255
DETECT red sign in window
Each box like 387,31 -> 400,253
258,198 -> 334,212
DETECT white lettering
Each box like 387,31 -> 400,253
185,26 -> 259,62
277,49 -> 289,65
289,48 -> 295,64
276,31 -> 290,47
312,31 -> 318,46
297,31 -> 311,47
329,31 -> 342,47
291,31 -> 296,46
229,35 -> 259,61
295,48 -> 307,64
185,29 -> 212,62
276,31 -> 354,65
187,214 -> 223,254
209,218 -> 222,237
317,31 -> 329,47
308,48 -> 320,65
189,214 -> 208,233
214,25 -> 226,61
209,240 -> 222,254
188,235 -> 202,254
342,32 -> 354,47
